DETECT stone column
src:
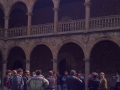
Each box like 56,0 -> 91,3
52,59 -> 58,71
25,60 -> 30,71
53,8 -> 59,33
84,58 -> 90,90
27,12 -> 32,35
84,0 -> 90,30
1,60 -> 7,86
4,16 -> 10,37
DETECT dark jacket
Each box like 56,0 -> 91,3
23,75 -> 30,90
57,75 -> 62,85
88,78 -> 100,90
66,76 -> 82,90
12,74 -> 24,90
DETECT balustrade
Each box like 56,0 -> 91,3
8,27 -> 27,37
30,24 -> 54,35
0,15 -> 119,38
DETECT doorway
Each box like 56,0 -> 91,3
59,59 -> 70,75
13,60 -> 23,70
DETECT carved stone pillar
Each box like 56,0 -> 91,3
84,0 -> 90,30
53,8 -> 59,33
52,59 -> 58,71
84,58 -> 90,90
4,16 -> 10,37
25,60 -> 30,71
27,12 -> 32,35
2,60 -> 7,86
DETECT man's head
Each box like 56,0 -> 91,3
24,70 -> 30,76
12,70 -> 17,75
48,71 -> 53,77
92,72 -> 98,78
6,70 -> 12,76
35,70 -> 42,75
64,71 -> 68,75
17,68 -> 23,76
70,70 -> 76,76
100,72 -> 105,78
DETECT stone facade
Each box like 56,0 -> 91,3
0,0 -> 120,89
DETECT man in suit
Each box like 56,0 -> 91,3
88,72 -> 100,90
98,72 -> 107,90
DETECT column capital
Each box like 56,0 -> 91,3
1,60 -> 8,64
83,58 -> 90,62
25,60 -> 31,63
52,59 -> 58,63
26,12 -> 33,16
84,2 -> 91,7
53,8 -> 59,11
4,16 -> 10,20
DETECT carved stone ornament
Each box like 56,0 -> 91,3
84,2 -> 91,7
52,59 -> 58,63
83,34 -> 89,44
25,60 -> 31,63
2,60 -> 8,64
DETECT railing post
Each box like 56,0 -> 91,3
84,0 -> 90,31
4,16 -> 10,38
27,12 -> 32,35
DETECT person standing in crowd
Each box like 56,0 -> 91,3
66,70 -> 82,90
23,70 -> 30,90
88,72 -> 100,90
115,71 -> 120,90
87,74 -> 92,88
46,71 -> 55,90
62,71 -> 69,90
98,72 -> 107,90
77,72 -> 85,90
27,70 -> 49,90
56,71 -> 62,90
12,68 -> 24,90
10,70 -> 17,90
4,70 -> 12,90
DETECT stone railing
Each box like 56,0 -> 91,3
0,28 -> 4,37
58,19 -> 85,32
30,23 -> 54,35
8,27 -> 27,37
0,15 -> 119,38
90,15 -> 120,31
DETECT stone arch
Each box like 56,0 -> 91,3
8,1 -> 28,15
89,37 -> 120,55
57,39 -> 85,56
57,42 -> 85,74
9,1 -> 28,28
30,44 -> 53,76
29,42 -> 53,58
31,0 -> 54,25
7,46 -> 26,70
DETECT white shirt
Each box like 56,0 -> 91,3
116,74 -> 120,82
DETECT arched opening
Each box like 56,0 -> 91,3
91,0 -> 120,17
0,5 -> 4,28
32,0 -> 54,25
13,60 -> 23,70
0,51 -> 3,86
90,40 -> 120,87
59,0 -> 85,21
30,45 -> 53,76
58,43 -> 84,75
9,2 -> 28,28
7,46 -> 26,70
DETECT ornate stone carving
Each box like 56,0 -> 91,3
53,8 -> 59,11
52,59 -> 58,63
84,2 -> 91,8
26,12 -> 33,16
2,60 -> 8,64
25,60 -> 31,63
4,16 -> 10,20
83,34 -> 89,44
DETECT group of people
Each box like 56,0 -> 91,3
3,68 -> 120,90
